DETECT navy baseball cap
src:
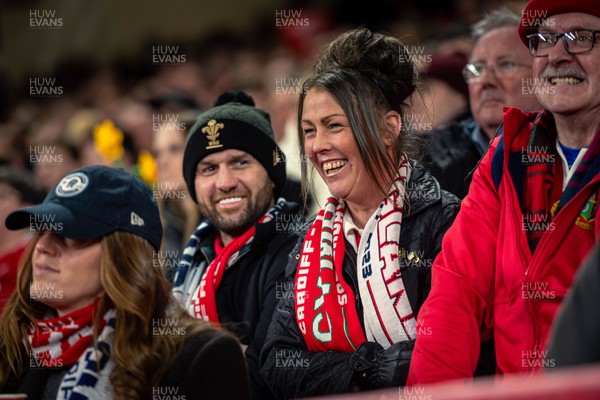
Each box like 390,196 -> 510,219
5,165 -> 162,250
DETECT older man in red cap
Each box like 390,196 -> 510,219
408,0 -> 600,383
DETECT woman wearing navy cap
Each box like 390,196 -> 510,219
0,165 -> 249,399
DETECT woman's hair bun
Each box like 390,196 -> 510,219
214,90 -> 255,107
312,27 -> 416,104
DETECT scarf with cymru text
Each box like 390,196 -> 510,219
295,153 -> 415,352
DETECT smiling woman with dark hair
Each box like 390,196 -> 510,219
0,165 -> 249,400
259,28 -> 460,398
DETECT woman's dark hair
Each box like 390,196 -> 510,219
298,28 -> 422,206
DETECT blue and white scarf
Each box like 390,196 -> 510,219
172,198 -> 286,317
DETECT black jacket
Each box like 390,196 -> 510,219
180,200 -> 302,400
547,242 -> 600,367
9,329 -> 249,399
419,117 -> 487,199
260,162 -> 461,398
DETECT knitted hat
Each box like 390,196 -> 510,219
183,91 -> 286,203
518,0 -> 600,45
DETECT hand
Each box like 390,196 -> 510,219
350,340 -> 415,390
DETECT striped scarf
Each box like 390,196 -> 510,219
28,301 -> 116,399
295,154 -> 415,352
521,111 -> 563,251
173,198 -> 286,323
522,111 -> 600,251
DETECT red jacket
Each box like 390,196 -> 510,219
408,108 -> 600,384
0,242 -> 27,315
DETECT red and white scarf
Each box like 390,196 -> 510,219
295,153 -> 415,352
28,299 -> 116,399
192,227 -> 256,323
189,199 -> 286,324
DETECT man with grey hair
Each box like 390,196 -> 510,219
423,7 -> 542,198
467,7 -> 542,140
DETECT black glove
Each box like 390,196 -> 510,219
349,339 -> 415,390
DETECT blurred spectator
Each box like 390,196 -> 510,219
420,7 -> 542,198
0,167 -> 45,315
413,51 -> 471,130
466,6 -> 542,140
262,50 -> 324,215
31,136 -> 82,193
151,111 -> 200,281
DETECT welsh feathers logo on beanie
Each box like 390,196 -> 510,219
183,91 -> 286,203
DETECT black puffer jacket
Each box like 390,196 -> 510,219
260,162 -> 460,399
419,117 -> 487,199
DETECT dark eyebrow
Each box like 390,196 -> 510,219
320,114 -> 345,122
301,114 -> 346,124
198,152 -> 250,166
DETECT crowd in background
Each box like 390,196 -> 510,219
0,1 -> 518,185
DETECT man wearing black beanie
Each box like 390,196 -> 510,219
173,90 -> 303,400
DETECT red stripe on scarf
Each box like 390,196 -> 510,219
29,298 -> 105,367
523,111 -> 563,251
295,199 -> 366,352
366,280 -> 393,345
194,226 -> 256,324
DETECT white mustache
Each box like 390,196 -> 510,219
480,90 -> 503,102
540,66 -> 587,83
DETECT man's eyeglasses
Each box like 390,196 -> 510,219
462,61 -> 531,84
526,29 -> 599,57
